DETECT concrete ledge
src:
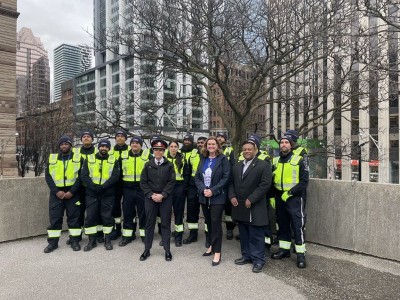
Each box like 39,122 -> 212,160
0,177 -> 48,242
1,177 -> 399,262
307,179 -> 400,262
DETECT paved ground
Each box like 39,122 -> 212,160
1,228 -> 400,300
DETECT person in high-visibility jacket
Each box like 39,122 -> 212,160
216,132 -> 236,240
166,140 -> 190,247
108,129 -> 129,240
44,135 -> 82,253
119,136 -> 151,246
283,130 -> 309,207
181,133 -> 201,245
270,135 -> 309,268
81,139 -> 120,251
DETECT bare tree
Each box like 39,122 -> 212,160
18,102 -> 73,176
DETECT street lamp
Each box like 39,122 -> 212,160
0,132 -> 18,179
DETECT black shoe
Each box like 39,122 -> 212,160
297,254 -> 306,268
84,236 -> 97,252
159,240 -> 164,246
140,249 -> 151,261
212,255 -> 221,266
110,224 -> 122,240
252,264 -> 265,273
235,234 -> 240,241
71,242 -> 81,251
104,236 -> 113,250
171,231 -> 176,238
265,244 -> 271,255
226,229 -> 234,240
271,250 -> 291,259
119,237 -> 132,247
175,239 -> 182,247
234,257 -> 252,265
44,243 -> 58,253
183,232 -> 198,244
96,231 -> 104,243
165,250 -> 172,261
203,250 -> 213,257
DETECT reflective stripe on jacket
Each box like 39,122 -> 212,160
87,154 -> 116,185
48,151 -> 81,187
121,149 -> 150,182
273,155 -> 301,191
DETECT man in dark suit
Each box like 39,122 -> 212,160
228,138 -> 272,273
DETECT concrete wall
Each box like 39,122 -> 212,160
307,179 -> 400,262
0,177 -> 48,242
0,177 -> 399,262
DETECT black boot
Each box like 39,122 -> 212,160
104,235 -> 113,250
297,254 -> 306,268
70,237 -> 81,251
265,243 -> 271,255
44,239 -> 59,253
96,231 -> 104,243
183,230 -> 198,244
226,229 -> 234,240
84,235 -> 97,252
175,232 -> 182,247
271,249 -> 291,259
119,236 -> 132,247
110,223 -> 122,240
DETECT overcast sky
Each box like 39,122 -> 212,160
17,0 -> 94,98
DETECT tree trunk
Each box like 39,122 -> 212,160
230,115 -> 248,158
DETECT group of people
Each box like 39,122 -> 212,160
44,129 -> 309,273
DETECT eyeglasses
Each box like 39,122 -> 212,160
153,148 -> 165,152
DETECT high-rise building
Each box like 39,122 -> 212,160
74,0 -> 209,138
53,44 -> 92,101
0,0 -> 19,178
16,27 -> 50,115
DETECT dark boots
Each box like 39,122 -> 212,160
110,223 -> 122,240
96,231 -> 104,243
271,249 -> 291,259
104,235 -> 113,250
70,237 -> 81,251
84,235 -> 97,252
175,232 -> 183,247
183,230 -> 198,244
297,254 -> 306,268
119,236 -> 132,247
44,239 -> 59,253
226,229 -> 234,240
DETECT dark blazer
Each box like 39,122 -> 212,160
140,158 -> 176,199
228,157 -> 272,226
195,154 -> 230,205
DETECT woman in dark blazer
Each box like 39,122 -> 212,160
195,136 -> 230,266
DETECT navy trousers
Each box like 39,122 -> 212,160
238,223 -> 266,265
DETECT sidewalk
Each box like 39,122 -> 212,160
1,231 -> 399,299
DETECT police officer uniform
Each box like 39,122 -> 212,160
270,135 -> 309,268
81,139 -> 120,251
181,134 -> 201,244
119,136 -> 151,246
139,139 -> 176,261
166,142 -> 190,247
109,129 -> 129,240
44,135 -> 82,253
